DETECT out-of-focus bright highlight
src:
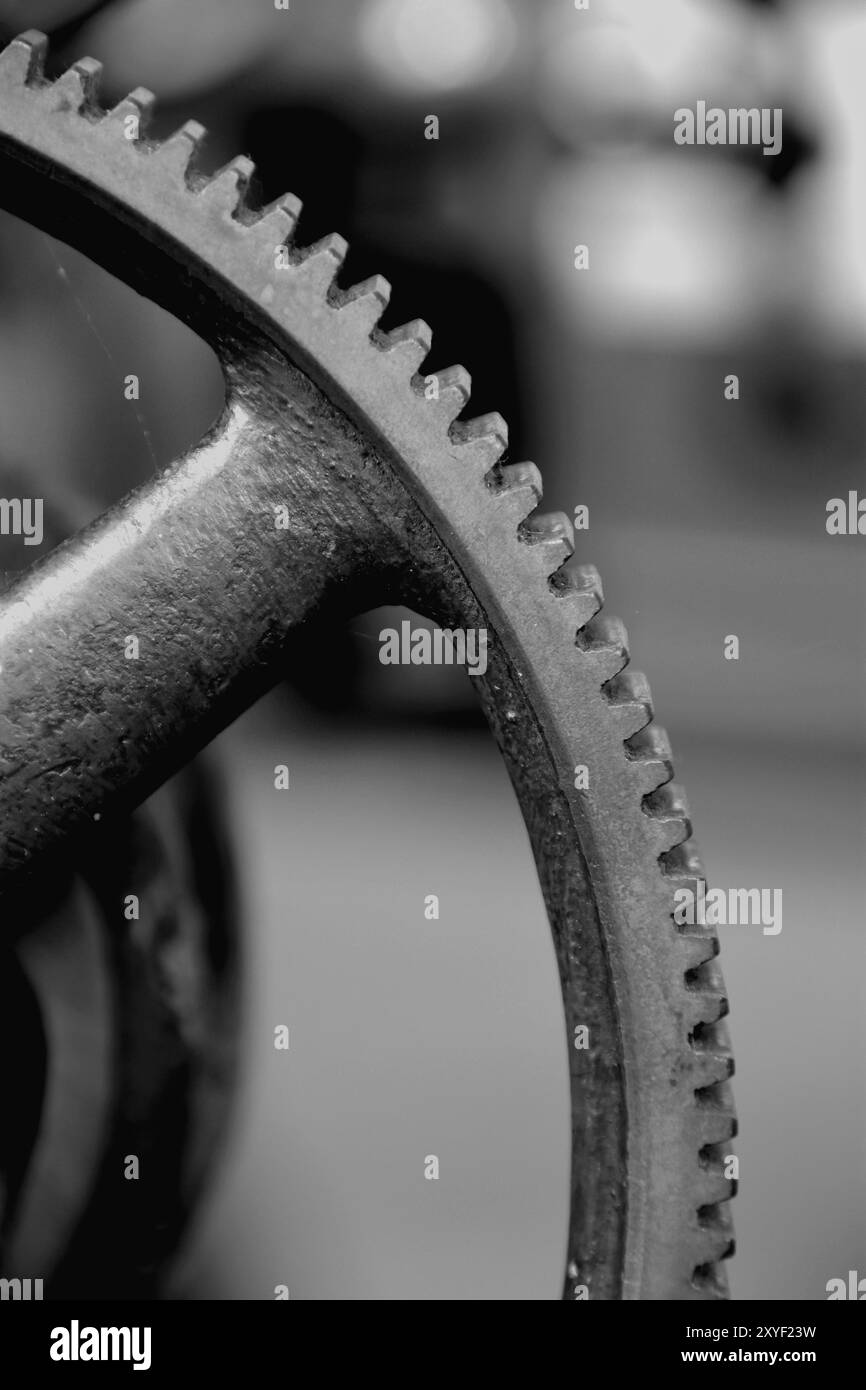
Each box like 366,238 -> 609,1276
360,0 -> 516,93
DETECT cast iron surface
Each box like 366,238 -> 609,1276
0,31 -> 735,1299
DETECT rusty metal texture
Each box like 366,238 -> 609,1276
0,31 -> 735,1299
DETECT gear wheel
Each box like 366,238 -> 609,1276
0,30 -> 735,1300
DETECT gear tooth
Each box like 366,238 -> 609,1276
698,1139 -> 738,1194
449,411 -> 508,471
625,722 -> 674,793
697,1016 -> 732,1051
695,1157 -> 737,1208
333,274 -> 392,330
490,462 -> 552,531
690,1262 -> 731,1300
489,463 -> 543,524
613,702 -> 655,741
603,669 -> 653,737
692,1038 -> 735,1089
642,781 -> 692,851
106,87 -> 156,138
550,562 -> 604,627
201,154 -> 257,215
630,723 -> 672,760
605,668 -> 652,709
155,119 -> 208,179
0,30 -> 48,82
691,1080 -> 737,1147
699,1187 -> 736,1219
249,193 -> 302,268
694,1058 -> 735,1092
550,559 -> 603,610
429,365 -> 472,424
522,509 -> 574,547
694,1113 -> 737,1152
684,993 -> 729,1033
678,930 -> 720,974
256,191 -> 303,238
376,319 -> 433,376
295,233 -> 349,294
684,959 -> 728,1019
703,1189 -> 736,1234
645,780 -> 690,820
689,958 -> 726,993
576,614 -> 630,679
653,820 -> 693,855
49,56 -> 102,111
662,836 -> 705,882
693,1202 -> 736,1267
520,510 -> 574,574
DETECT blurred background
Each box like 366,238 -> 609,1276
0,0 -> 864,1299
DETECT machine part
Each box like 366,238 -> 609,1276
0,435 -> 239,1299
0,764 -> 239,1299
0,31 -> 735,1299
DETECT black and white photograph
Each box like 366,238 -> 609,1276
0,0 -> 862,1359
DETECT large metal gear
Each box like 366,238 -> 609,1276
0,30 -> 735,1300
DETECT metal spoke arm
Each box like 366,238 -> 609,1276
0,396 -> 356,883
